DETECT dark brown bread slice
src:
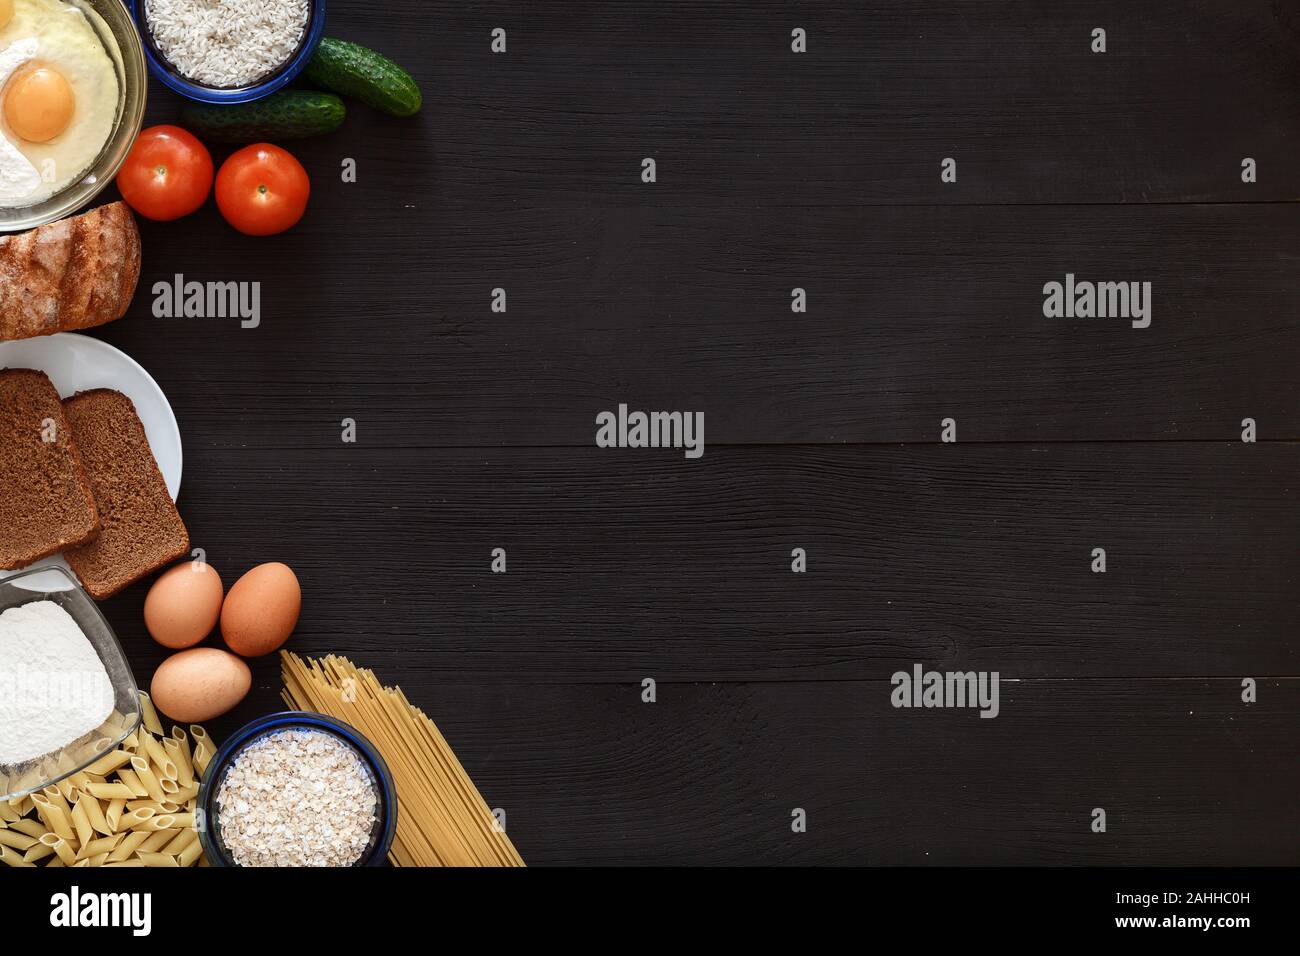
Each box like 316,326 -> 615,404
62,389 -> 189,598
0,368 -> 100,569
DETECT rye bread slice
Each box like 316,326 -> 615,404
0,369 -> 100,569
61,389 -> 189,598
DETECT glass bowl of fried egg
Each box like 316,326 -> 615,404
0,0 -> 145,232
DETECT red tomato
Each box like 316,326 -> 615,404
214,144 -> 310,236
117,125 -> 214,221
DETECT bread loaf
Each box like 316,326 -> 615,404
0,202 -> 142,342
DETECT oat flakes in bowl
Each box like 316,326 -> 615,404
198,712 -> 397,867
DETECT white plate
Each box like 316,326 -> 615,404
0,333 -> 182,591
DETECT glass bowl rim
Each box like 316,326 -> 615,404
0,0 -> 148,233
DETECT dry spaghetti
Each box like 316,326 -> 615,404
280,652 -> 524,867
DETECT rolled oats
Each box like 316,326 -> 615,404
215,729 -> 380,866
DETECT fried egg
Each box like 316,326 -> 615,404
0,0 -> 118,207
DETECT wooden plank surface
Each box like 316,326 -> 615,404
100,444 -> 1299,683
347,0 -> 1300,206
103,203 -> 1300,446
198,677 -> 1297,866
54,0 -> 1300,865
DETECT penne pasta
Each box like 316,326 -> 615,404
0,844 -> 34,867
84,782 -> 136,801
77,834 -> 124,859
106,831 -> 150,862
130,757 -> 167,803
135,850 -> 179,867
0,828 -> 38,851
115,768 -> 149,798
83,749 -> 134,777
189,724 -> 213,752
31,794 -> 76,843
125,799 -> 176,814
133,814 -> 176,832
41,785 -> 71,816
119,807 -> 156,829
22,841 -> 55,864
3,716 -> 216,868
143,735 -> 178,781
190,725 -> 215,775
138,692 -> 164,736
178,839 -> 203,867
54,776 -> 76,803
192,742 -> 213,776
161,827 -> 198,855
70,797 -> 94,846
165,737 -> 194,788
137,828 -> 180,854
81,793 -> 111,835
40,833 -> 77,867
169,782 -> 199,803
105,798 -> 126,832
8,818 -> 46,838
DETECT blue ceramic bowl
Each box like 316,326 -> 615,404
127,0 -> 326,103
198,712 -> 397,867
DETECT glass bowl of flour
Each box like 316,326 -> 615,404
0,565 -> 140,800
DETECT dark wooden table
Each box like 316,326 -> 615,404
92,0 -> 1297,865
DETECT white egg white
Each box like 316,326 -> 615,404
0,0 -> 118,207
0,37 -> 40,202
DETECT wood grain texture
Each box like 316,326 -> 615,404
99,203 -> 1300,446
100,444 -> 1298,684
70,0 -> 1300,864
213,0 -> 1300,207
194,676 -> 1297,866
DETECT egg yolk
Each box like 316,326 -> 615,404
5,66 -> 75,143
0,0 -> 12,31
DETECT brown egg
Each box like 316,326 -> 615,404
150,648 -> 251,723
143,561 -> 224,649
221,562 -> 301,657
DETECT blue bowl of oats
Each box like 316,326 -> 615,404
129,0 -> 326,104
198,712 -> 397,867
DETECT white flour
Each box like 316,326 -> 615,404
0,601 -> 114,765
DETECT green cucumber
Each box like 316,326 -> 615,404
180,92 -> 346,143
305,38 -> 422,118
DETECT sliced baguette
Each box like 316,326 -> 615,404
0,368 -> 100,569
62,389 -> 189,598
